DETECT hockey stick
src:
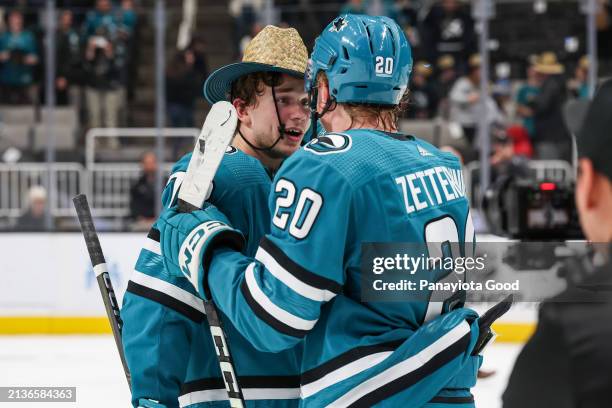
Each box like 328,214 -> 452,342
72,194 -> 131,390
177,101 -> 245,408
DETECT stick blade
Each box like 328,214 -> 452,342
180,101 -> 238,209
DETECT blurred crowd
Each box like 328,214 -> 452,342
1,0 -> 612,231
229,0 -> 612,167
424,50 -> 589,165
0,0 -> 138,133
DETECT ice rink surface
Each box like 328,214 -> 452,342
0,335 -> 522,408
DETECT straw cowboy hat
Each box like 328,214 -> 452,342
203,25 -> 308,104
534,52 -> 565,75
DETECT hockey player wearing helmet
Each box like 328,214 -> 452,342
156,15 -> 502,407
122,25 -> 309,408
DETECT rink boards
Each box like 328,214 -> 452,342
0,233 -> 537,341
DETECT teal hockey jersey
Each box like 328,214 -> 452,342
207,130 -> 481,407
122,147 -> 302,408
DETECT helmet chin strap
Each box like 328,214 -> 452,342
238,83 -> 285,152
308,86 -> 334,141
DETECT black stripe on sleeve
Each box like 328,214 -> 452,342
180,378 -> 226,395
147,227 -> 160,242
260,237 -> 342,294
239,278 -> 309,339
429,395 -> 475,404
301,340 -> 404,386
126,281 -> 205,323
180,376 -> 301,396
346,333 -> 471,408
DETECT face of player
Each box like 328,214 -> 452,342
249,74 -> 310,158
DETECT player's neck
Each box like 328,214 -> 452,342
233,132 -> 283,172
323,106 -> 397,133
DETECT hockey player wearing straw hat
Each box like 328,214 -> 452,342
121,25 -> 310,408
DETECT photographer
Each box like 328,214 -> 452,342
84,29 -> 121,130
0,10 -> 38,104
83,0 -> 126,139
503,80 -> 612,408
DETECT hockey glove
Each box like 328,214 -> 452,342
157,203 -> 245,299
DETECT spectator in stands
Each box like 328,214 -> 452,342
433,54 -> 457,117
15,185 -> 49,231
187,35 -> 209,81
239,22 -> 263,59
0,10 -> 38,104
119,0 -> 137,35
83,0 -> 119,40
117,0 -> 137,102
516,60 -> 540,139
568,55 -> 590,100
129,151 -> 158,228
530,52 -> 572,161
506,124 -> 534,158
229,0 -> 263,58
492,78 -> 513,121
421,0 -> 476,75
341,0 -> 367,15
56,10 -> 82,106
83,28 -> 122,134
166,50 -> 199,128
490,124 -> 529,179
407,61 -> 438,119
396,0 -> 422,58
365,0 -> 400,20
449,54 -> 503,145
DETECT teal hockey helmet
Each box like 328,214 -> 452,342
305,14 -> 412,106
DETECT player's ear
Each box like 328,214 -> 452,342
233,98 -> 251,127
316,80 -> 330,113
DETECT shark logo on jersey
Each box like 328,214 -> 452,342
225,146 -> 238,155
304,133 -> 352,155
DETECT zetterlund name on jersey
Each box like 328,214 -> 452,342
395,166 -> 466,214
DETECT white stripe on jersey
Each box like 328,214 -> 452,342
130,270 -> 206,315
300,351 -> 393,399
178,387 -> 300,406
329,321 -> 471,407
244,262 -> 318,331
255,246 -> 337,302
178,389 -> 227,407
143,237 -> 161,256
242,388 -> 301,400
